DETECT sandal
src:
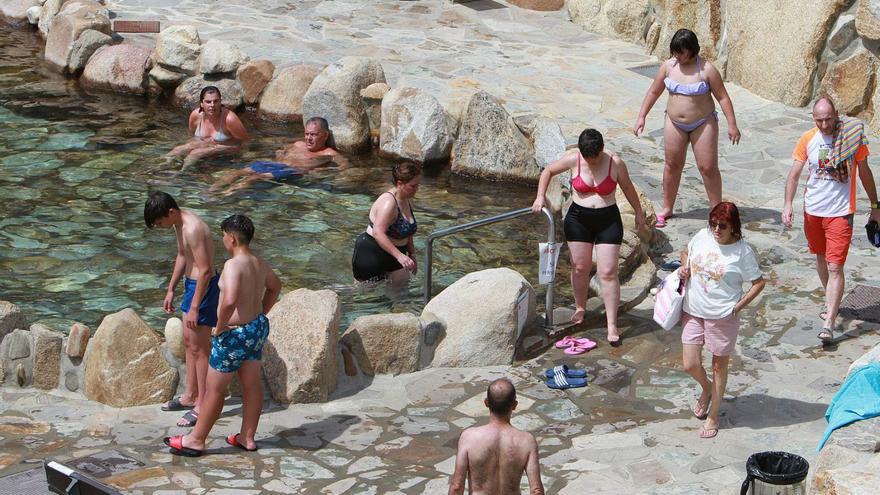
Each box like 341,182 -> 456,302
544,365 -> 588,379
554,336 -> 594,349
563,341 -> 597,355
818,327 -> 834,345
699,427 -> 718,439
177,409 -> 199,428
225,433 -> 258,452
692,396 -> 711,420
545,372 -> 588,390
655,214 -> 668,228
163,435 -> 203,457
161,396 -> 194,412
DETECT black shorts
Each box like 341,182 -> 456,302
352,232 -> 410,282
563,203 -> 624,245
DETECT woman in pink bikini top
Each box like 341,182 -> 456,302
533,128 -> 646,345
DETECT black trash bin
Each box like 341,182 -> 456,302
740,451 -> 809,495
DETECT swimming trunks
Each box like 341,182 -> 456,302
571,154 -> 617,196
664,55 -> 710,96
248,161 -> 302,180
209,314 -> 270,373
351,232 -> 410,282
564,203 -> 624,245
368,192 -> 417,239
179,272 -> 221,327
195,111 -> 231,143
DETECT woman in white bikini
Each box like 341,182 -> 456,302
633,29 -> 740,227
165,86 -> 249,169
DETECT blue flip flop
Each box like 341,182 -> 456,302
545,370 -> 588,390
543,365 -> 588,379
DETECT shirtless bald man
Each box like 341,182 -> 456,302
449,379 -> 544,495
210,117 -> 349,195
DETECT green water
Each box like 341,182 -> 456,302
0,26 -> 551,332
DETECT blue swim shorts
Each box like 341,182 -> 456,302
179,273 -> 220,327
209,314 -> 270,373
248,161 -> 302,180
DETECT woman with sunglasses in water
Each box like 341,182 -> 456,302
678,202 -> 764,439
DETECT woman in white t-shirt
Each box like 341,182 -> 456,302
679,202 -> 765,439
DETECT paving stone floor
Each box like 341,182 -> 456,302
2,0 -> 880,493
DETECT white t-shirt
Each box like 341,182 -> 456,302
792,127 -> 868,217
683,228 -> 762,319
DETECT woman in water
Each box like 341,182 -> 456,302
352,162 -> 421,285
165,86 -> 249,169
532,129 -> 645,345
678,202 -> 764,438
633,28 -> 740,227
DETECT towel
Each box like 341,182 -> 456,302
817,363 -> 880,451
825,116 -> 867,183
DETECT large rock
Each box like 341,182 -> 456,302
258,65 -> 322,120
829,14 -> 857,55
650,0 -> 722,60
32,327 -> 62,390
43,0 -> 110,72
66,322 -> 90,358
531,118 -> 566,169
263,289 -> 340,403
725,0 -> 850,106
0,301 -> 27,341
174,75 -> 244,109
81,44 -> 153,96
163,317 -> 185,362
199,38 -> 249,75
83,309 -> 177,407
848,343 -> 880,377
153,25 -> 201,74
452,91 -> 538,182
340,313 -> 421,376
38,0 -> 62,37
0,329 -> 31,386
857,0 -> 880,41
380,86 -> 454,163
149,65 -> 188,89
0,0 -> 42,22
567,0 -> 653,43
237,59 -> 275,106
66,28 -> 111,75
424,268 -> 535,368
819,49 -> 877,118
814,418 -> 880,494
301,56 -> 386,152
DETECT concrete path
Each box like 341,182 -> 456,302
2,0 -> 879,493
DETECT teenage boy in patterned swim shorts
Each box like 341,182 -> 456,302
164,214 -> 281,456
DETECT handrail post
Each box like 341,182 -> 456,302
422,206 -> 558,331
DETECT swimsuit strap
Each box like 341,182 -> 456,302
577,153 -> 582,178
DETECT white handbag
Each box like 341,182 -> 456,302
653,268 -> 685,330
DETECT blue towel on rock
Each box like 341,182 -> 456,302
817,363 -> 880,451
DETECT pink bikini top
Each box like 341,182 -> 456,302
571,154 -> 617,196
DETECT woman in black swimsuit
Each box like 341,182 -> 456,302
352,162 -> 422,284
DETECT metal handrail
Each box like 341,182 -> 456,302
422,206 -> 556,328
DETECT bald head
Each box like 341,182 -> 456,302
812,96 -> 838,136
486,378 -> 517,416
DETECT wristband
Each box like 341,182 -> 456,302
871,201 -> 879,209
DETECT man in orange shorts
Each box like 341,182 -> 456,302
783,96 -> 880,344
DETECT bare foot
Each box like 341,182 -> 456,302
570,308 -> 585,325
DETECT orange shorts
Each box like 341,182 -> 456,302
803,213 -> 853,265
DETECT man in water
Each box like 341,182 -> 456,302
163,214 -> 281,456
783,96 -> 880,344
210,116 -> 348,195
448,379 -> 544,495
144,191 -> 219,428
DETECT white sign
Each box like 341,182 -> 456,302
538,242 -> 562,285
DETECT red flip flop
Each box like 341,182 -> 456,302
225,433 -> 258,452
163,435 -> 203,457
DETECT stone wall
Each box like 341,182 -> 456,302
566,0 -> 880,133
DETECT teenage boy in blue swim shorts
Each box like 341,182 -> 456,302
145,191 -> 219,428
164,214 -> 281,456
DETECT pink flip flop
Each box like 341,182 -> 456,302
563,339 -> 597,355
555,336 -> 594,349
655,215 -> 667,228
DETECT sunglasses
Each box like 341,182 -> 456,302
709,221 -> 729,230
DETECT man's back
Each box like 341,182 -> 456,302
457,423 -> 538,495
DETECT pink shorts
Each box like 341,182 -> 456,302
681,312 -> 740,356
